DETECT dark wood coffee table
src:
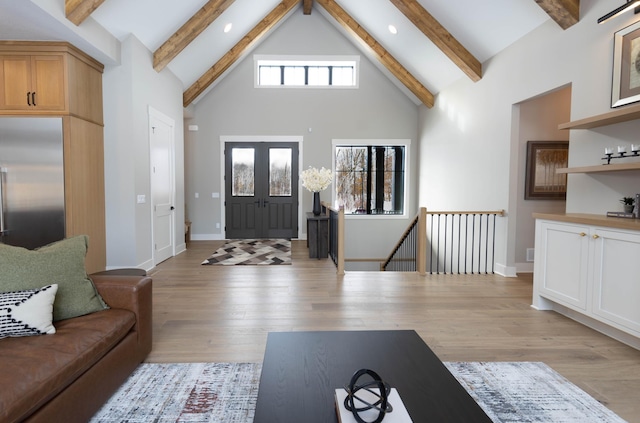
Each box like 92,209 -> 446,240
254,330 -> 491,422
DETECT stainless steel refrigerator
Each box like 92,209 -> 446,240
0,117 -> 65,249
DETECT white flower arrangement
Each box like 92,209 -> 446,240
300,166 -> 333,192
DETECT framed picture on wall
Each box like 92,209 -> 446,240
612,20 -> 640,107
524,141 -> 569,200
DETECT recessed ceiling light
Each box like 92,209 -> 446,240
224,23 -> 233,33
388,24 -> 398,35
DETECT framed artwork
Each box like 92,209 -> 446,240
525,141 -> 569,200
612,20 -> 640,107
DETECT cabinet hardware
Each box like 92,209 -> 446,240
32,92 -> 36,106
579,232 -> 586,237
592,234 -> 600,239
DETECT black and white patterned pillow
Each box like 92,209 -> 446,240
0,284 -> 58,339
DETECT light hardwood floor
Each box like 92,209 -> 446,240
147,240 -> 640,422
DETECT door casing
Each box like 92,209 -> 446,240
149,106 -> 175,265
220,135 -> 303,240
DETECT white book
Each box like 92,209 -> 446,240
334,388 -> 413,423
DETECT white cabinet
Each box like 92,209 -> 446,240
533,219 -> 640,341
534,221 -> 590,310
591,228 -> 640,334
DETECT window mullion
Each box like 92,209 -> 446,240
394,147 -> 404,213
366,146 -> 372,214
375,147 -> 385,213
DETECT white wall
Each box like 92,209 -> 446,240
103,35 -> 185,270
186,11 -> 418,265
513,87 -> 571,272
419,0 -> 640,275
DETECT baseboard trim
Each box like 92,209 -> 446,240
494,263 -> 517,277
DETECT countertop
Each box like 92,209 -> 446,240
533,212 -> 640,231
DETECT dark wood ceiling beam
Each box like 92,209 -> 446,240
154,0 -> 236,72
303,0 -> 313,15
65,0 -> 107,26
316,0 -> 434,107
534,0 -> 580,29
183,0 -> 299,107
390,0 -> 481,82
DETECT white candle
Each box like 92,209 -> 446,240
605,147 -> 613,155
618,145 -> 627,153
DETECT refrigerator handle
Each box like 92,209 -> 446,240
0,167 -> 5,235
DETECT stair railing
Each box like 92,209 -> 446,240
426,210 -> 505,274
322,201 -> 345,275
381,207 -> 427,274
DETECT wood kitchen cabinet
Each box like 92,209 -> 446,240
0,42 -> 103,124
0,41 -> 106,272
0,54 -> 65,111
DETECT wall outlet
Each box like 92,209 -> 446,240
526,248 -> 535,262
195,192 -> 199,198
136,194 -> 146,204
216,222 -> 220,229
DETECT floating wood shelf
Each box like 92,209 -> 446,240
557,162 -> 640,174
559,103 -> 640,130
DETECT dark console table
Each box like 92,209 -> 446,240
254,330 -> 491,422
306,212 -> 329,259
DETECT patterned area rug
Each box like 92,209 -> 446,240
90,361 -> 625,423
444,362 -> 626,423
201,239 -> 291,265
90,363 -> 261,423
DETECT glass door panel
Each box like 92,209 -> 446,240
269,148 -> 292,196
231,148 -> 255,196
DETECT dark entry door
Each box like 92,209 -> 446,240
225,142 -> 298,239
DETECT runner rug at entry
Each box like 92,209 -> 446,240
201,239 -> 291,265
90,362 -> 626,423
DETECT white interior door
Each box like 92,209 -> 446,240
150,107 -> 175,265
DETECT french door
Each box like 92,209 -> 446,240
225,142 -> 298,239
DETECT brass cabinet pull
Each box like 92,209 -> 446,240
579,232 -> 586,237
592,234 -> 600,239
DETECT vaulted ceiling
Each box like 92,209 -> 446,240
0,0 -> 580,108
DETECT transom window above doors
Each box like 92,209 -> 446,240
254,55 -> 359,88
332,139 -> 409,216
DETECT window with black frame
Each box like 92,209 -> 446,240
335,145 -> 405,215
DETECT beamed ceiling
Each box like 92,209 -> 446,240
0,0 -> 580,107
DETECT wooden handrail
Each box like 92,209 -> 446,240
426,210 -> 505,216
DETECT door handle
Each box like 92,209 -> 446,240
170,206 -> 175,210
255,199 -> 262,207
263,199 -> 269,208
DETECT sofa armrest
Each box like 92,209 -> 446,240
89,274 -> 152,360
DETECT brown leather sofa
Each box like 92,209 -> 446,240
0,274 -> 152,423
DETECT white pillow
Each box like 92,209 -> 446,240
0,284 -> 58,339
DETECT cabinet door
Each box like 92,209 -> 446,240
0,56 -> 32,110
591,229 -> 640,334
31,55 -> 66,111
535,221 -> 590,310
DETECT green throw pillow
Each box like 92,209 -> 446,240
0,235 -> 108,321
